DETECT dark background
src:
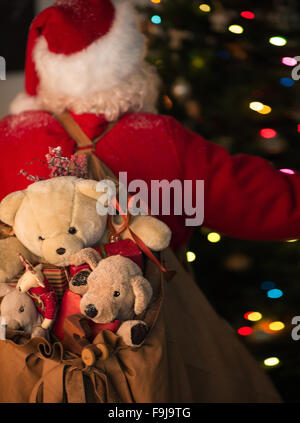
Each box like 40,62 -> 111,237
1,0 -> 300,402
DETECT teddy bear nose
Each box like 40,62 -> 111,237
56,248 -> 66,255
84,304 -> 98,318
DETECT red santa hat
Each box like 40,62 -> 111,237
11,0 -> 146,114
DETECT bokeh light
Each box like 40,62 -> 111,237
260,128 -> 277,139
280,77 -> 295,87
199,4 -> 211,12
261,281 -> 276,290
269,321 -> 285,331
282,57 -> 297,66
269,36 -> 287,46
258,105 -> 272,115
151,15 -> 162,24
264,357 -> 280,367
186,251 -> 196,263
250,101 -> 264,111
207,232 -> 221,243
238,326 -> 253,336
244,311 -> 263,322
228,25 -> 244,34
240,11 -> 255,19
280,168 -> 295,175
267,289 -> 283,299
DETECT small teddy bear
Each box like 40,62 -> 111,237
0,284 -> 47,339
16,254 -> 57,333
80,255 -> 153,347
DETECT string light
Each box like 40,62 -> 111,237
258,105 -> 272,115
264,357 -> 280,367
199,4 -> 211,12
280,168 -> 295,175
250,101 -> 264,111
269,36 -> 287,46
151,15 -> 162,24
249,102 -> 272,115
261,281 -> 276,290
244,311 -> 262,322
267,289 -> 283,299
238,326 -> 253,336
240,11 -> 255,19
260,128 -> 277,139
282,57 -> 297,66
207,232 -> 221,243
218,50 -> 231,60
280,77 -> 295,87
228,25 -> 244,34
269,321 -> 285,331
186,251 -> 196,263
192,56 -> 205,69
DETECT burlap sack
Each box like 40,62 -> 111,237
0,248 -> 281,403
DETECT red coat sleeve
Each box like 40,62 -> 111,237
165,116 -> 300,241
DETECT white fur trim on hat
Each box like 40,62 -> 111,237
33,0 -> 145,97
9,92 -> 43,115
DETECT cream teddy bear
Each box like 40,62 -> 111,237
0,176 -> 171,284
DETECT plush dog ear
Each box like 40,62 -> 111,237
69,248 -> 101,270
0,284 -> 14,298
131,275 -> 153,315
0,191 -> 25,226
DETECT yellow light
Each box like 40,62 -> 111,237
192,57 -> 205,69
287,239 -> 298,243
258,105 -> 272,115
249,101 -> 264,111
264,357 -> 280,367
269,321 -> 285,331
207,232 -> 221,243
228,25 -> 244,34
151,0 -> 161,3
269,36 -> 287,47
247,312 -> 263,322
186,251 -> 196,263
199,4 -> 211,12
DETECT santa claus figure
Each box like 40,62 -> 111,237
0,0 -> 299,403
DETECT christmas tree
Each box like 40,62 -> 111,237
139,0 -> 300,402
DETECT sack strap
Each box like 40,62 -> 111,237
54,111 -> 118,182
54,111 -> 174,279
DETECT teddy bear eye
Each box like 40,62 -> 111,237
38,236 -> 45,241
113,291 -> 120,297
18,306 -> 24,313
68,227 -> 77,235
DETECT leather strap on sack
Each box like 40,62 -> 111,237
54,111 -> 173,279
54,111 -> 118,182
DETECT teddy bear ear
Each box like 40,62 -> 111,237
131,275 -> 153,315
75,179 -> 107,201
0,284 -> 14,298
0,191 -> 25,226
